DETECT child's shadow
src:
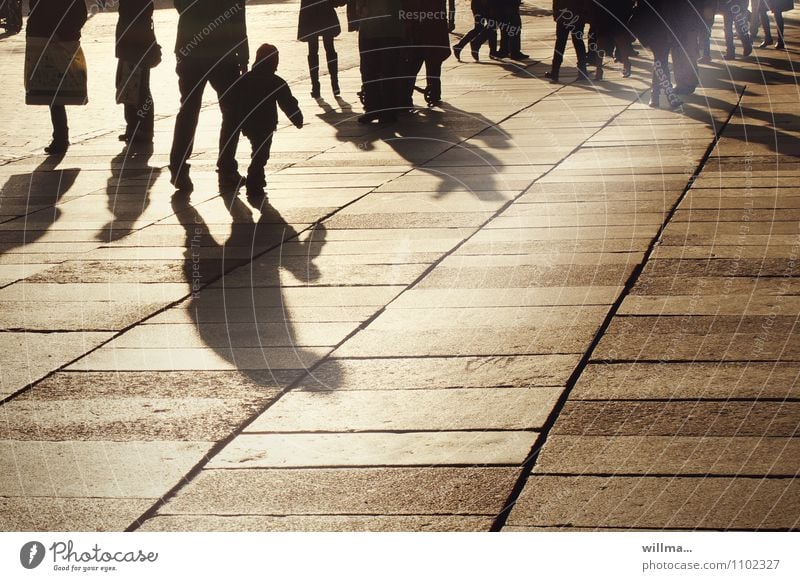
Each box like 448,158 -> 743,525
171,193 -> 342,391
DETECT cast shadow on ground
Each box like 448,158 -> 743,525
0,154 -> 79,256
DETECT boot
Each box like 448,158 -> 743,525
308,54 -> 320,98
328,52 -> 340,96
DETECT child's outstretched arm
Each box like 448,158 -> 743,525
277,82 -> 304,129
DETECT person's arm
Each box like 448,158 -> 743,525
276,81 -> 303,128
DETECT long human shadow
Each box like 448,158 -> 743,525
171,192 -> 341,392
99,145 -> 162,243
315,96 -> 514,202
0,154 -> 79,256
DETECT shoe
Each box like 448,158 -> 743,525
649,92 -> 660,108
328,53 -> 340,96
742,42 -> 753,57
308,54 -> 321,98
758,39 -> 773,48
723,51 -> 735,59
594,67 -> 604,81
170,170 -> 193,192
44,140 -> 69,155
667,95 -> 682,109
544,71 -> 559,84
509,52 -> 529,61
357,112 -> 380,124
489,50 -> 502,60
698,55 -> 712,64
246,186 -> 266,204
575,68 -> 590,82
493,51 -> 509,59
775,41 -> 785,49
118,133 -> 129,142
471,48 -> 479,62
218,171 -> 244,190
622,62 -> 632,77
453,44 -> 462,61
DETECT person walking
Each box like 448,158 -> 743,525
353,0 -> 404,124
497,0 -> 529,60
452,0 -> 498,61
25,0 -> 88,155
763,0 -> 792,48
404,0 -> 451,106
298,0 -> 345,99
721,0 -> 753,59
169,0 -> 249,193
239,43 -> 303,200
589,0 -> 634,80
546,0 -> 590,83
115,0 -> 160,145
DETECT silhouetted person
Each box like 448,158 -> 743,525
546,0 -> 589,83
755,0 -> 791,49
115,0 -> 160,145
721,0 -> 753,59
403,0 -> 451,107
589,0 -> 633,80
631,0 -> 680,108
496,0 -> 528,60
169,0 -> 248,193
298,0 -> 345,99
453,1 -> 498,61
239,44 -> 304,199
353,0 -> 404,124
25,0 -> 88,155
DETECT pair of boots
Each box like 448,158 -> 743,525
308,53 -> 340,99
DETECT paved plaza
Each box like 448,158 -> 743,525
0,1 -> 799,532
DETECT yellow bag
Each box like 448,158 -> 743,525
25,36 -> 88,106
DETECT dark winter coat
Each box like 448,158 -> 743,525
27,0 -> 87,41
298,0 -> 342,41
352,0 -> 404,38
116,0 -> 158,63
174,0 -> 248,65
240,69 -> 303,137
403,0 -> 451,61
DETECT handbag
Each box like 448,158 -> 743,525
25,37 -> 88,106
115,60 -> 145,105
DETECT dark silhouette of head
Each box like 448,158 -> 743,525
255,43 -> 279,72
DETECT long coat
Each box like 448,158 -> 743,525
298,0 -> 342,41
116,0 -> 158,62
403,0 -> 451,61
27,0 -> 87,40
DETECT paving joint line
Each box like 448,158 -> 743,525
489,86 -> 749,532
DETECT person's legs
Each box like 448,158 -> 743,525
128,68 -> 154,142
454,12 -> 483,53
722,8 -> 736,56
246,133 -> 272,194
571,22 -> 588,78
732,2 -> 752,53
774,10 -> 785,48
323,35 -> 339,95
47,104 -> 68,153
170,59 -> 206,181
549,20 -> 570,81
307,37 -> 321,97
208,59 -> 243,177
424,57 -> 443,104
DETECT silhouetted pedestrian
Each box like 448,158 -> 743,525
298,0 -> 345,99
721,0 -> 753,59
403,0 -> 451,106
497,0 -> 528,60
25,0 -> 88,155
115,0 -> 161,145
630,0 -> 680,108
353,0 -> 404,124
239,43 -> 303,200
453,0 -> 498,62
546,0 -> 589,83
169,0 -> 248,193
589,0 -> 634,80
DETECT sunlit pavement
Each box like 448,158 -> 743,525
1,1 -> 798,532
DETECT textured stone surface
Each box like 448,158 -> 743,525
161,467 -> 521,516
507,476 -> 800,530
246,388 -> 562,432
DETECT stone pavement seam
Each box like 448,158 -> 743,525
490,88 -> 748,532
